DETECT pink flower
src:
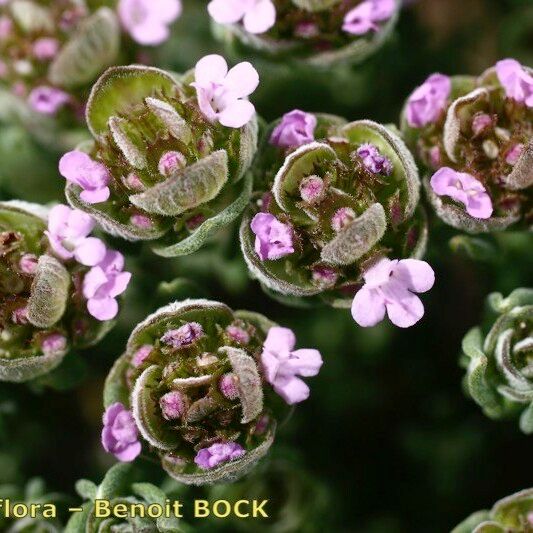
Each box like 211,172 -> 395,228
505,143 -> 523,165
269,110 -> 317,149
219,373 -> 239,400
12,306 -> 28,325
312,265 -> 338,288
161,322 -> 204,348
430,167 -> 493,219
299,175 -> 325,204
19,254 -> 38,274
194,441 -> 245,470
191,54 -> 259,128
351,257 -> 435,328
226,324 -> 250,344
471,113 -> 493,135
343,0 -> 395,35
158,151 -> 186,177
0,16 -> 13,40
59,150 -> 111,204
331,207 -> 356,232
28,86 -> 70,115
357,143 -> 393,175
130,213 -> 152,229
46,205 -> 106,266
42,333 -> 67,354
496,58 -> 533,107
261,327 -> 323,405
82,250 -> 131,321
159,391 -> 186,420
250,213 -> 294,261
132,344 -> 153,367
406,73 -> 451,128
32,38 -> 60,60
101,403 -> 141,462
208,0 -> 276,34
118,0 -> 181,46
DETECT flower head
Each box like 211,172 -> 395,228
357,143 -> 393,175
351,257 -> 435,328
118,0 -> 182,45
406,73 -> 451,127
270,110 -> 317,149
250,213 -> 294,261
28,86 -> 69,115
101,403 -> 141,462
161,322 -> 204,348
82,250 -> 131,321
59,151 -> 111,204
208,0 -> 276,35
496,58 -> 533,107
261,327 -> 323,405
430,167 -> 493,219
45,205 -> 106,266
192,54 -> 259,128
194,441 -> 245,470
343,0 -> 396,35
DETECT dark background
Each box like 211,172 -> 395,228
0,0 -> 532,531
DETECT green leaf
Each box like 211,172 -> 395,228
131,482 -> 166,506
449,235 -> 499,263
0,348 -> 67,383
108,116 -> 147,169
519,402 -> 533,434
129,150 -> 229,216
290,0 -> 341,10
451,511 -> 491,533
505,138 -> 533,190
103,352 -> 132,408
75,479 -> 98,501
145,97 -> 192,145
10,0 -> 53,33
27,255 -> 70,328
96,463 -> 134,500
48,8 -> 119,89
86,66 -> 177,136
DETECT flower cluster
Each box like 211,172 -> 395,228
453,487 -> 533,533
208,0 -> 399,66
0,201 -> 130,382
102,299 -> 322,483
460,288 -> 533,433
63,56 -> 258,257
241,110 -> 433,328
402,59 -> 532,233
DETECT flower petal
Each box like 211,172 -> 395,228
273,375 -> 310,405
263,326 -> 296,354
74,237 -> 106,266
218,98 -> 255,128
208,0 -> 247,24
224,62 -> 259,98
114,441 -> 142,462
194,54 -> 228,86
385,291 -> 424,328
351,286 -> 386,327
243,0 -> 276,34
88,296 -> 119,321
393,259 -> 435,293
288,349 -> 323,377
80,187 -> 110,204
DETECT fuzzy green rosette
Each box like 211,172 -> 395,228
210,0 -> 400,67
65,65 -> 257,257
460,288 -> 533,433
240,115 -> 427,307
401,66 -> 532,233
452,487 -> 533,533
0,0 -> 120,148
66,463 -> 190,533
103,299 -> 278,485
0,201 -> 116,383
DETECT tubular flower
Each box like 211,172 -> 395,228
0,201 -> 130,383
66,463 -> 190,531
452,488 -> 533,533
401,59 -> 533,233
64,59 -> 258,257
103,299 -> 321,484
207,0 -> 400,67
240,113 -> 429,320
460,288 -> 533,434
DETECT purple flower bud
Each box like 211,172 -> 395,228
299,175 -> 325,204
312,265 -> 339,288
471,113 -> 493,135
294,21 -> 319,38
158,151 -> 187,177
19,253 -> 38,274
219,373 -> 239,400
130,213 -> 152,229
356,143 -> 393,175
32,38 -> 60,61
41,333 -> 67,354
331,207 -> 356,232
505,143 -> 523,165
254,414 -> 270,435
226,324 -> 250,345
159,391 -> 186,420
124,172 -> 145,191
270,110 -> 317,149
101,402 -> 141,462
28,86 -> 70,115
185,214 -> 206,231
161,322 -> 204,348
11,306 -> 28,324
428,145 -> 441,169
194,441 -> 245,470
132,344 -> 153,367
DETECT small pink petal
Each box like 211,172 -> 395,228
351,286 -> 386,327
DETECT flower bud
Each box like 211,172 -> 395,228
158,151 -> 187,177
160,391 -> 187,420
19,254 -> 38,275
161,322 -> 204,348
331,207 -> 356,232
471,112 -> 492,135
219,373 -> 240,400
299,175 -> 325,204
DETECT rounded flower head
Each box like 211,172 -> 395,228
103,300 -> 318,484
102,402 -> 142,462
402,60 -> 533,232
270,110 -> 317,149
0,201 -> 126,383
461,288 -> 533,433
351,257 -> 435,328
118,0 -> 181,45
192,54 -> 259,128
405,73 -> 451,128
64,63 -> 258,257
